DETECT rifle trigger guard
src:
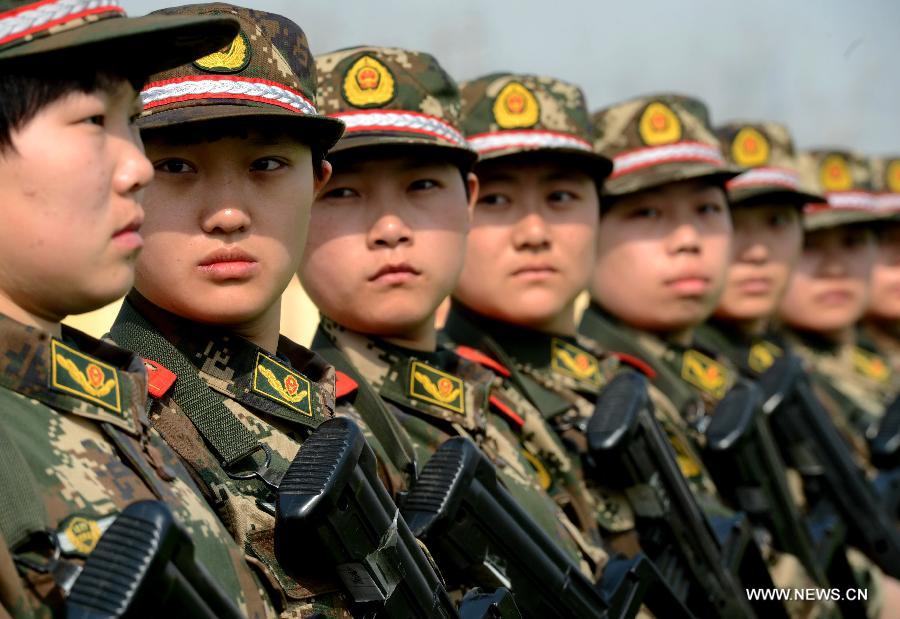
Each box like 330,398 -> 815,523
225,443 -> 279,490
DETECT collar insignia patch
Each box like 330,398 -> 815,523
852,347 -> 890,384
551,338 -> 602,387
409,360 -> 465,413
49,340 -> 122,414
748,340 -> 782,374
681,349 -> 729,399
252,352 -> 312,416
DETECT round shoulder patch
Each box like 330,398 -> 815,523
638,101 -> 682,146
820,153 -> 853,192
342,55 -> 396,108
886,159 -> 900,194
193,31 -> 251,74
493,81 -> 540,129
731,126 -> 770,167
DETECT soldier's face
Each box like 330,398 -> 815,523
136,132 -> 328,330
299,154 -> 476,343
452,158 -> 599,333
713,203 -> 803,324
866,223 -> 900,322
778,224 -> 876,339
590,179 -> 732,338
0,81 -> 151,322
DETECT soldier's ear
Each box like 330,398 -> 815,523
465,172 -> 479,223
314,160 -> 333,198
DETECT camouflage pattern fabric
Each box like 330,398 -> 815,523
137,3 -> 343,151
591,93 -> 740,197
457,72 -> 612,177
715,121 -> 823,206
861,322 -> 900,377
313,317 -> 609,579
441,303 -> 642,543
797,149 -> 886,231
315,45 -> 475,163
109,293 -> 349,618
0,312 -> 273,619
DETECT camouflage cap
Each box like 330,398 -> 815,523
458,73 -> 612,178
716,121 -> 823,206
137,3 -> 343,152
798,149 -> 884,231
315,46 -> 476,165
869,156 -> 900,215
592,93 -> 740,196
0,0 -> 238,74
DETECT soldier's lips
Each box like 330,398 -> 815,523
197,248 -> 259,280
665,276 -> 710,295
814,287 -> 855,306
733,277 -> 773,295
111,218 -> 143,252
369,263 -> 421,284
511,264 -> 557,281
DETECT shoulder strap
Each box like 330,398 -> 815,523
110,301 -> 260,467
311,329 -> 419,484
0,417 -> 50,549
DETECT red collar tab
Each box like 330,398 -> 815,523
335,370 -> 359,400
143,358 -> 177,398
454,345 -> 511,377
489,394 -> 525,427
612,352 -> 657,379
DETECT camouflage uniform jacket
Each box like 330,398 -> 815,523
109,293 -> 348,618
311,317 -> 608,578
441,304 -> 642,545
782,328 -> 897,467
577,303 -> 732,517
859,323 -> 900,388
0,312 -> 272,619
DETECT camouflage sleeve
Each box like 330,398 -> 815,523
0,532 -> 43,619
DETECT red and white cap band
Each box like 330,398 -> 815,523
727,167 -> 800,191
331,110 -> 467,147
0,0 -> 123,47
466,130 -> 593,155
611,141 -> 725,179
141,76 -> 317,115
825,191 -> 875,210
875,193 -> 900,212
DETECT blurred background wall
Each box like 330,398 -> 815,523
66,0 -> 900,344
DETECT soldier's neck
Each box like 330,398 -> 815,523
226,301 -> 282,354
526,300 -> 577,336
0,291 -> 62,339
863,316 -> 900,340
381,320 -> 437,352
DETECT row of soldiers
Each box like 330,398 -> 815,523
2,1 -> 900,618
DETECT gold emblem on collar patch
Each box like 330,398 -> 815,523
193,31 -> 251,74
820,154 -> 853,192
493,81 -> 540,129
852,347 -> 890,384
49,340 -> 122,414
681,349 -> 729,400
343,55 -> 396,108
551,338 -> 602,387
409,360 -> 465,413
731,127 -> 770,167
638,101 -> 682,146
748,340 -> 782,374
252,353 -> 312,416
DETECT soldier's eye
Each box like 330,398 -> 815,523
548,190 -> 576,203
154,159 -> 195,174
322,187 -> 358,199
628,207 -> 660,219
250,158 -> 286,172
477,193 -> 510,207
409,178 -> 439,191
84,114 -> 105,126
698,202 -> 724,215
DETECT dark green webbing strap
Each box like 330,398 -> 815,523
110,301 -> 259,467
311,329 -> 418,484
0,419 -> 50,549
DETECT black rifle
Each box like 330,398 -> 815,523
276,416 -> 500,618
704,380 -> 867,618
400,435 -> 692,619
870,394 -> 900,470
587,370 -> 787,619
66,500 -> 244,619
758,353 -> 900,580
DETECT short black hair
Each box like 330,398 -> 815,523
0,62 -> 143,154
140,116 -> 328,181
